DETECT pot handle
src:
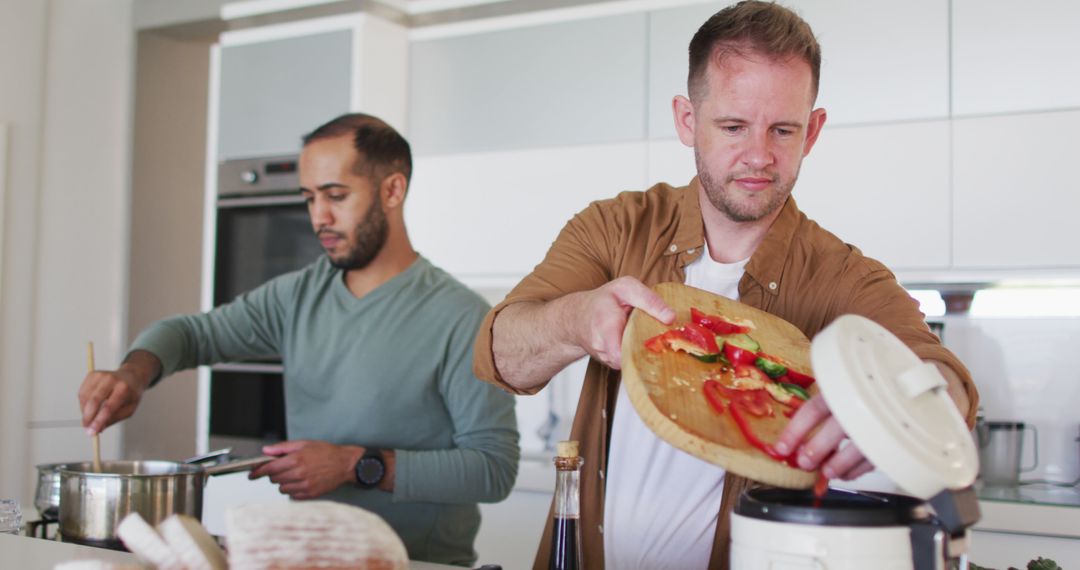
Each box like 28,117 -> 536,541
183,448 -> 233,465
203,455 -> 275,477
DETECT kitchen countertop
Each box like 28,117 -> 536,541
0,533 -> 463,569
975,483 -> 1080,540
977,482 -> 1080,509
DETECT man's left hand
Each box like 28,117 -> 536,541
774,395 -> 874,481
248,440 -> 362,500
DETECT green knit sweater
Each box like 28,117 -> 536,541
130,256 -> 519,566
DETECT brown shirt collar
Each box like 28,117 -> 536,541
674,176 -> 800,298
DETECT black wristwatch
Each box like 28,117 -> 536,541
354,449 -> 386,489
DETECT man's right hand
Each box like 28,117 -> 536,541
570,277 -> 675,370
493,276 -> 674,391
78,350 -> 159,435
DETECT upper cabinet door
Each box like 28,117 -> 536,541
217,26 -> 353,160
408,14 -> 648,157
215,15 -> 408,161
796,121 -> 952,270
952,0 -> 1080,116
647,0 -> 949,140
953,110 -> 1080,269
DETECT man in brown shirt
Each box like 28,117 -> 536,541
473,2 -> 978,568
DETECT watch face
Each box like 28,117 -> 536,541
357,456 -> 384,486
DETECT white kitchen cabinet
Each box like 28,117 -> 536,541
475,459 -> 553,569
647,0 -> 949,139
972,499 -> 1080,567
646,139 -> 696,189
215,13 -> 407,161
405,142 -> 648,287
952,110 -> 1080,269
797,120 -> 952,270
952,0 -> 1080,116
409,12 -> 647,156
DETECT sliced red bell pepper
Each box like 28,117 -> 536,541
721,383 -> 773,417
644,330 -> 679,353
724,343 -> 759,366
783,368 -> 816,389
813,471 -> 829,499
691,307 -> 753,335
702,380 -> 726,415
728,402 -> 787,462
733,363 -> 768,384
678,322 -> 719,353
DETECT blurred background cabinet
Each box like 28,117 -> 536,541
214,13 -> 408,161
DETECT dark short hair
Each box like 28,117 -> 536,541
302,113 -> 413,184
688,1 -> 821,103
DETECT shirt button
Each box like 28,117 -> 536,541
598,524 -> 604,535
687,248 -> 696,254
598,469 -> 605,480
769,282 -> 778,291
601,408 -> 607,420
669,244 -> 678,253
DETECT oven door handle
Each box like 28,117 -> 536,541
217,194 -> 305,208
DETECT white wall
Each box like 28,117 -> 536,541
0,0 -> 133,508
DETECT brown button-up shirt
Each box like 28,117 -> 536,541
473,179 -> 977,569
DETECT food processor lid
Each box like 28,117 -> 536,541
810,315 -> 979,500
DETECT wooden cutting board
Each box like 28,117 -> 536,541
621,282 -> 818,488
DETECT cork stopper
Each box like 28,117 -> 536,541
556,440 -> 579,458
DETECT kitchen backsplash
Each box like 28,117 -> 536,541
941,315 -> 1080,483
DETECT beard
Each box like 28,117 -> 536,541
323,194 -> 389,271
696,149 -> 798,223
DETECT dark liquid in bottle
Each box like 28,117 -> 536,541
549,516 -> 580,570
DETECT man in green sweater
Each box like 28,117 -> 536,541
77,113 -> 520,566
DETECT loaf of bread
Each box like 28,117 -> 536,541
115,512 -> 185,570
158,514 -> 228,570
225,501 -> 409,570
52,562 -> 142,570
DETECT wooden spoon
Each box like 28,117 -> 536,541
87,341 -> 102,473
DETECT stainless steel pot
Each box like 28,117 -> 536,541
36,448 -> 233,526
34,463 -> 68,521
58,455 -> 270,549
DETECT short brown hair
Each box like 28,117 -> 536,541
302,113 -> 413,184
687,1 -> 821,103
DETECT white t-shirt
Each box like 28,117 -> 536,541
603,241 -> 749,569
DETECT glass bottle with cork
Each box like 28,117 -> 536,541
551,440 -> 583,570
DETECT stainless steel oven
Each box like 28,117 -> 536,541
209,155 -> 323,455
214,155 -> 323,306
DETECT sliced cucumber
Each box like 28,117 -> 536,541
754,357 -> 788,379
778,382 -> 810,401
721,333 -> 761,352
692,353 -> 729,364
764,382 -> 794,405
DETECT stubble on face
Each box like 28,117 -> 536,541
324,191 -> 389,271
696,149 -> 799,223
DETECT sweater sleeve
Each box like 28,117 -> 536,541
129,277 -> 290,382
393,299 -> 520,504
844,267 -> 979,426
473,199 -> 618,395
